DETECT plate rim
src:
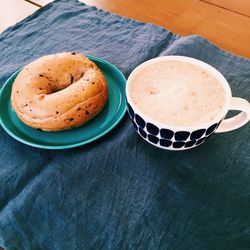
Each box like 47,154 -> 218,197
0,55 -> 127,150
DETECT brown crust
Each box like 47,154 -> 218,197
11,52 -> 108,131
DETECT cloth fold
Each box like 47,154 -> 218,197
0,0 -> 249,249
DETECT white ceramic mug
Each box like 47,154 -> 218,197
126,56 -> 250,150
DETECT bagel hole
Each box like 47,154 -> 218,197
70,74 -> 74,84
50,88 -> 59,93
37,95 -> 45,100
74,71 -> 85,81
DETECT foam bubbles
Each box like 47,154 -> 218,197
129,61 -> 226,126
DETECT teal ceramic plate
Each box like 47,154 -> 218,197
0,56 -> 127,149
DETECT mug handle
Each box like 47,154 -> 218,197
216,97 -> 250,133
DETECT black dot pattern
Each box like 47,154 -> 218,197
196,137 -> 206,145
128,104 -> 220,149
206,123 -> 218,136
135,114 -> 146,129
127,104 -> 134,120
173,141 -> 185,148
138,127 -> 147,139
184,140 -> 196,148
190,129 -> 206,140
160,129 -> 174,140
146,123 -> 159,136
175,131 -> 190,141
160,139 -> 172,147
148,134 -> 159,144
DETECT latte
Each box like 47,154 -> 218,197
128,60 -> 226,126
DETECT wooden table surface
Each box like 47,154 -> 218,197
0,0 -> 38,33
1,0 -> 249,58
29,0 -> 250,59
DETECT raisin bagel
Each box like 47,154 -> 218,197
11,52 -> 108,131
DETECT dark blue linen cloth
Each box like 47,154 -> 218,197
0,0 -> 249,249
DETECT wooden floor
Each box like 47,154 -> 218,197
0,0 -> 250,58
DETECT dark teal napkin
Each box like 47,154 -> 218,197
0,0 -> 249,249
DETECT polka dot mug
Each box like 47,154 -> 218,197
126,56 -> 250,151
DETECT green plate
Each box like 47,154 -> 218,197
0,56 -> 127,149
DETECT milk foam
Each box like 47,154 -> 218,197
129,61 -> 226,126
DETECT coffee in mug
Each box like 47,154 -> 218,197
126,56 -> 250,150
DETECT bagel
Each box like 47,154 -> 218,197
11,52 -> 108,131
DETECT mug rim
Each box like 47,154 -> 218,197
126,55 -> 232,131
